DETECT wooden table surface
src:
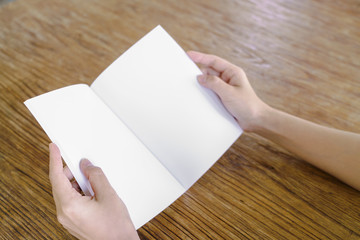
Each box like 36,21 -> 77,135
0,0 -> 359,239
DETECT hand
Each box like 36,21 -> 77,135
188,51 -> 269,132
49,143 -> 139,240
187,52 -> 360,191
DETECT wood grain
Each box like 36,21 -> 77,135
0,0 -> 359,239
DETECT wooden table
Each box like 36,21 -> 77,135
0,0 -> 359,239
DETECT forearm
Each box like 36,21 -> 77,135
253,106 -> 360,190
188,51 -> 360,190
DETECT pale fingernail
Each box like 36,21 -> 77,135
198,75 -> 206,83
80,158 -> 93,167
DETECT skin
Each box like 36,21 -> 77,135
49,143 -> 139,240
49,50 -> 360,239
187,50 -> 360,191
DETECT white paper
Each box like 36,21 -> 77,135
25,84 -> 185,229
91,26 -> 242,189
25,25 -> 242,229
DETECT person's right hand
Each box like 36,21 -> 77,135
188,51 -> 269,132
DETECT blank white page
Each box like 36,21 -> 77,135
25,84 -> 185,229
91,26 -> 242,189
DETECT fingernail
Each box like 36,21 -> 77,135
49,142 -> 56,149
198,75 -> 206,83
80,158 -> 93,167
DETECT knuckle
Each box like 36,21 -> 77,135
211,77 -> 223,88
57,213 -> 72,231
236,68 -> 246,78
58,202 -> 75,220
57,213 -> 66,225
208,75 -> 219,84
224,68 -> 239,79
56,210 -> 70,226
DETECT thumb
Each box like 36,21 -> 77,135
198,74 -> 232,99
80,159 -> 115,202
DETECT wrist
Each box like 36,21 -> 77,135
113,221 -> 139,240
247,103 -> 276,135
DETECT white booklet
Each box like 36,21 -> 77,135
25,25 -> 242,229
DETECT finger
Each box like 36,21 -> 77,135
220,67 -> 246,85
49,143 -> 74,202
197,74 -> 232,99
188,51 -> 235,73
80,159 -> 115,202
63,166 -> 74,180
200,67 -> 220,77
49,143 -> 63,184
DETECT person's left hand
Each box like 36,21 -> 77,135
49,143 -> 139,240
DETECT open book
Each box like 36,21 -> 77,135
25,26 -> 242,229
